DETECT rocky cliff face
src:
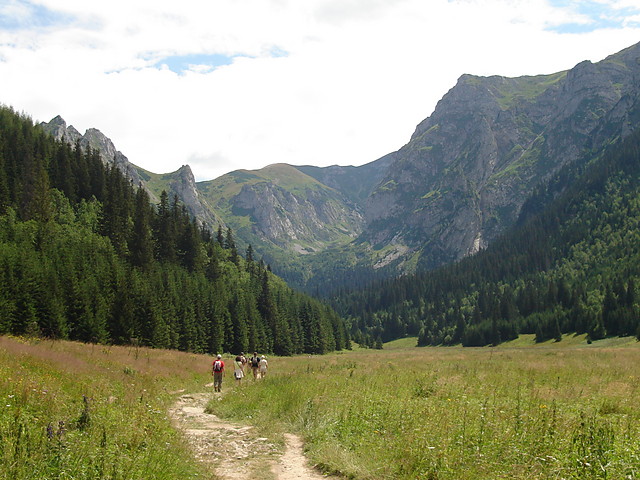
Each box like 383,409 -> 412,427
362,41 -> 640,271
169,165 -> 222,229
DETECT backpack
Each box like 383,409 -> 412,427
251,357 -> 259,367
213,360 -> 222,372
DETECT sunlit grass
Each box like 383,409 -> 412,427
0,336 -> 212,480
211,340 -> 640,479
3,334 -> 639,479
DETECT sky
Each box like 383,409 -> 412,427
1,1 -> 640,181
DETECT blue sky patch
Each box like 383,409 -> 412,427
155,54 -> 239,74
0,1 -> 74,30
154,48 -> 289,75
547,0 -> 640,33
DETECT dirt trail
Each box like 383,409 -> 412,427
169,388 -> 336,480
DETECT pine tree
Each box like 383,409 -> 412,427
130,187 -> 154,269
155,190 -> 177,263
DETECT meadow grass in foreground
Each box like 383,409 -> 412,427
211,336 -> 640,479
0,336 -> 212,480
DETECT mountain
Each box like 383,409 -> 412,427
361,42 -> 640,271
332,120 -> 640,347
197,40 -> 640,288
38,41 -> 640,294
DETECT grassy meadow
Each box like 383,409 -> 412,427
1,334 -> 639,479
213,335 -> 640,479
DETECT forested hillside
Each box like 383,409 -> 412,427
333,127 -> 640,347
0,106 -> 349,355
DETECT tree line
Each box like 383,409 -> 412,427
332,126 -> 640,347
0,105 -> 349,354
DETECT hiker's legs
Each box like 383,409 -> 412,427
214,372 -> 223,392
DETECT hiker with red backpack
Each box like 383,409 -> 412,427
212,354 -> 225,392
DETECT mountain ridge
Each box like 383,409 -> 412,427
38,40 -> 640,292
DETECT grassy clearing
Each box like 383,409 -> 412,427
0,336 -> 213,480
211,339 -> 640,479
2,335 -> 639,479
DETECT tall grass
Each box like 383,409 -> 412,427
211,340 -> 640,479
3,335 -> 638,479
0,336 -> 212,480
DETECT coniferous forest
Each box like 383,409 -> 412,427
2,101 -> 640,353
0,106 -> 349,355
332,128 -> 640,348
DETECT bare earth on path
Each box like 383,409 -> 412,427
169,388 -> 338,480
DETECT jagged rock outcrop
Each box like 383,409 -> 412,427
38,117 -> 225,228
362,41 -> 640,271
169,165 -> 222,229
39,116 -> 154,201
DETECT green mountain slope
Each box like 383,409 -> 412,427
333,126 -> 640,347
195,163 -> 365,285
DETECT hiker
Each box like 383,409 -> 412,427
259,355 -> 268,378
233,355 -> 244,385
250,351 -> 260,379
240,352 -> 247,374
212,354 -> 225,392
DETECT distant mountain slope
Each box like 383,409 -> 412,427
295,152 -> 396,205
197,163 -> 364,255
332,122 -> 640,347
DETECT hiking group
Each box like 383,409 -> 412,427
211,351 -> 268,392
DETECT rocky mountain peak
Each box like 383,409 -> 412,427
40,116 -> 82,144
175,164 -> 195,183
39,117 -> 151,198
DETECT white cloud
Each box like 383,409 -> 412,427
1,0 -> 640,181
